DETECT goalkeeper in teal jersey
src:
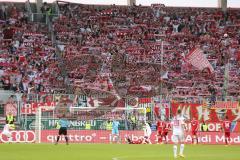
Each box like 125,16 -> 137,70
55,114 -> 69,145
111,120 -> 120,143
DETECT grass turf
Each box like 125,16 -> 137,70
0,143 -> 239,160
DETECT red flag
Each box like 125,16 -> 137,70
186,48 -> 214,73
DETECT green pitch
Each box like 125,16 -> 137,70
0,144 -> 239,160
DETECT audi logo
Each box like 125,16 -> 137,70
0,131 -> 36,143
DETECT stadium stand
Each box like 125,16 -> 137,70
0,2 -> 240,102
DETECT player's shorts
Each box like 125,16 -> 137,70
162,132 -> 168,137
112,128 -> 119,135
144,132 -> 152,138
2,131 -> 12,137
225,132 -> 230,138
157,130 -> 162,136
126,137 -> 132,144
59,127 -> 67,135
192,130 -> 197,136
172,133 -> 185,143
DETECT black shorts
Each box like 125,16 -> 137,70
126,137 -> 133,144
59,127 -> 67,135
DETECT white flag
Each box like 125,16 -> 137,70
186,48 -> 214,73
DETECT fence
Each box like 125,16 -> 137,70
0,91 -> 239,144
0,93 -> 157,126
0,92 -> 239,122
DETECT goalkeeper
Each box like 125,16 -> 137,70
55,114 -> 69,145
111,119 -> 120,143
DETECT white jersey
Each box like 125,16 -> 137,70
171,115 -> 185,135
2,124 -> 12,138
144,123 -> 152,137
3,124 -> 11,132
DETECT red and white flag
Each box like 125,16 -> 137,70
185,48 -> 214,73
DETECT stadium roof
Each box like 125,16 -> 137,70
2,0 -> 240,8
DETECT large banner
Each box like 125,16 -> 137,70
1,130 -> 240,144
20,118 -> 126,130
211,101 -> 239,109
171,103 -> 240,132
172,103 -> 202,120
154,102 -> 170,120
171,103 -> 240,121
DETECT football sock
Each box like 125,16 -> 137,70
180,144 -> 184,155
56,136 -> 60,142
173,145 -> 177,157
65,136 -> 68,143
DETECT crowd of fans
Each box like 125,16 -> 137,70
0,2 -> 240,102
0,3 -> 64,96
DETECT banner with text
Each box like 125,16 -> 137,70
171,103 -> 240,132
40,130 -> 240,144
211,101 -> 239,109
1,130 -> 240,144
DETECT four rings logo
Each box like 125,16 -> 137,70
0,131 -> 36,143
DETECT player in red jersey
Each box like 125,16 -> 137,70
156,119 -> 164,144
162,119 -> 171,144
222,116 -> 231,145
191,117 -> 199,144
125,135 -> 143,144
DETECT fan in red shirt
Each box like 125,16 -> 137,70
222,116 -> 231,145
156,119 -> 164,144
162,119 -> 171,144
191,117 -> 199,144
